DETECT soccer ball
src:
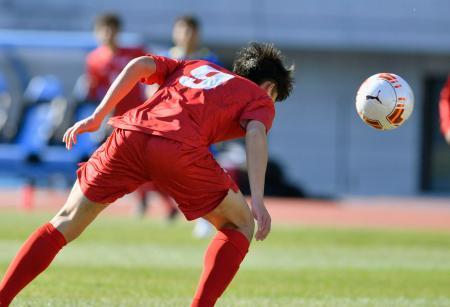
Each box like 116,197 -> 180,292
355,73 -> 414,130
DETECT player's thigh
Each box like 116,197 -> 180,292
203,189 -> 255,241
50,180 -> 107,243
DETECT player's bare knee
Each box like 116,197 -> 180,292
221,216 -> 254,241
240,217 -> 255,241
248,217 -> 255,234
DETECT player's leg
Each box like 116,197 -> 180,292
0,180 -> 106,306
0,129 -> 151,306
50,180 -> 107,242
160,191 -> 179,221
203,189 -> 254,240
140,137 -> 253,306
135,184 -> 149,218
191,189 -> 254,307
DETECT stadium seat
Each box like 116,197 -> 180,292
0,75 -> 76,179
0,73 -> 17,143
15,75 -> 66,156
39,76 -> 106,177
23,75 -> 63,102
0,73 -> 12,141
72,74 -> 90,103
67,75 -> 105,161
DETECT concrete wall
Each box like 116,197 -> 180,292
9,47 -> 447,196
266,51 -> 450,196
1,0 -> 450,53
1,0 -> 450,196
2,47 -> 450,197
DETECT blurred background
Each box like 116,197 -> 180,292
0,0 -> 450,207
1,1 -> 450,306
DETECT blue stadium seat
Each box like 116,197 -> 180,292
0,75 -> 76,179
0,73 -> 14,142
40,102 -> 104,172
72,74 -> 90,103
23,75 -> 63,103
67,75 -> 105,160
14,75 -> 65,155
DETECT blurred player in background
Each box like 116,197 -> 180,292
0,42 -> 294,307
86,13 -> 146,116
166,15 -> 222,237
137,15 -> 223,229
439,75 -> 450,144
165,15 -> 220,65
87,13 -> 174,218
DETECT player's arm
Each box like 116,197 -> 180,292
63,56 -> 156,149
91,56 -> 156,119
245,120 -> 271,241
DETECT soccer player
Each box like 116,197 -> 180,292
86,13 -> 168,217
166,14 -> 221,65
439,75 -> 450,144
86,13 -> 146,116
0,42 -> 294,306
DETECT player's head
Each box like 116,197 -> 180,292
233,42 -> 294,102
172,15 -> 200,51
94,13 -> 122,46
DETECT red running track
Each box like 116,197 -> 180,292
0,188 -> 449,231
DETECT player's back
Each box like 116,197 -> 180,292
109,56 -> 275,147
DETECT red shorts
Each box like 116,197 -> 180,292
77,128 -> 238,220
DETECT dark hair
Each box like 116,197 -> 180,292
95,13 -> 122,31
175,15 -> 200,31
233,42 -> 294,101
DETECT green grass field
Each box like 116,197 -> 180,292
0,212 -> 449,307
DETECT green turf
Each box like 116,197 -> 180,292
0,212 -> 449,306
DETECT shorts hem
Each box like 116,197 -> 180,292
182,182 -> 238,221
76,165 -> 112,205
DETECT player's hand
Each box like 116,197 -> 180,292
251,197 -> 271,241
63,115 -> 101,150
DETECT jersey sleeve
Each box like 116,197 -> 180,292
439,76 -> 450,136
239,96 -> 275,133
140,54 -> 182,85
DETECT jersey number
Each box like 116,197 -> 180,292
179,65 -> 234,89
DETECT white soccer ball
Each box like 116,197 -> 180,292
356,73 -> 414,130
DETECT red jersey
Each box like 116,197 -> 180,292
109,55 -> 275,147
86,46 -> 146,116
439,76 -> 450,135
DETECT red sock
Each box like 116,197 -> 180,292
0,223 -> 66,306
191,228 -> 250,307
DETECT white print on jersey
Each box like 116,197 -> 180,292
179,65 -> 234,89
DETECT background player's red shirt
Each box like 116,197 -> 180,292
108,55 -> 275,147
86,46 -> 146,116
439,76 -> 450,136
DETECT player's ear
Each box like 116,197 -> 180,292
259,81 -> 277,102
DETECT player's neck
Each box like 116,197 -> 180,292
104,42 -> 119,53
182,42 -> 198,57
